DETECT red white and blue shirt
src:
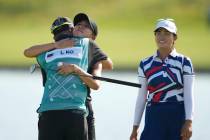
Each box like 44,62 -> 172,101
138,49 -> 194,103
133,49 -> 195,126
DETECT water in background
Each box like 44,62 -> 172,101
0,70 -> 209,140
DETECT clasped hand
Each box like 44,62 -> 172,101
58,63 -> 78,75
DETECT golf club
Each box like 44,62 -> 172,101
30,63 -> 141,88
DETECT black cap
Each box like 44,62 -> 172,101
51,16 -> 74,35
73,13 -> 98,36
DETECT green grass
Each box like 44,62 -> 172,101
0,0 -> 209,70
0,26 -> 51,66
0,23 -> 209,70
97,26 -> 210,70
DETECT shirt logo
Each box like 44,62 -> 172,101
47,53 -> 54,58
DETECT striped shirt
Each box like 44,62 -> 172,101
138,49 -> 194,103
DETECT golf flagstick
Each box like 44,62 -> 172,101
30,64 -> 141,88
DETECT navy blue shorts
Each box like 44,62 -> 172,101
140,102 -> 185,140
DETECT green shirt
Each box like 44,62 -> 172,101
36,37 -> 89,113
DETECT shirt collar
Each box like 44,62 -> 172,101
169,48 -> 178,57
153,48 -> 178,59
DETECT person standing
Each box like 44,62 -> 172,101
73,13 -> 113,140
24,14 -> 112,140
130,19 -> 195,140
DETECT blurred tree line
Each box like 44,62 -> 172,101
0,0 -> 209,22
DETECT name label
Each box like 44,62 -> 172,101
45,47 -> 83,63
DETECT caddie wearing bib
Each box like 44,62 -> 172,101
37,37 -> 90,113
37,37 -> 96,140
24,15 -> 112,140
35,20 -> 103,140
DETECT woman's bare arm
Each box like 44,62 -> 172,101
24,39 -> 75,57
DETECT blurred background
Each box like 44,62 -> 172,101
0,0 -> 209,70
0,0 -> 210,140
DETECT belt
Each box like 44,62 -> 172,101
147,101 -> 184,106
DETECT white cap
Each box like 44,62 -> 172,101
154,19 -> 177,34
